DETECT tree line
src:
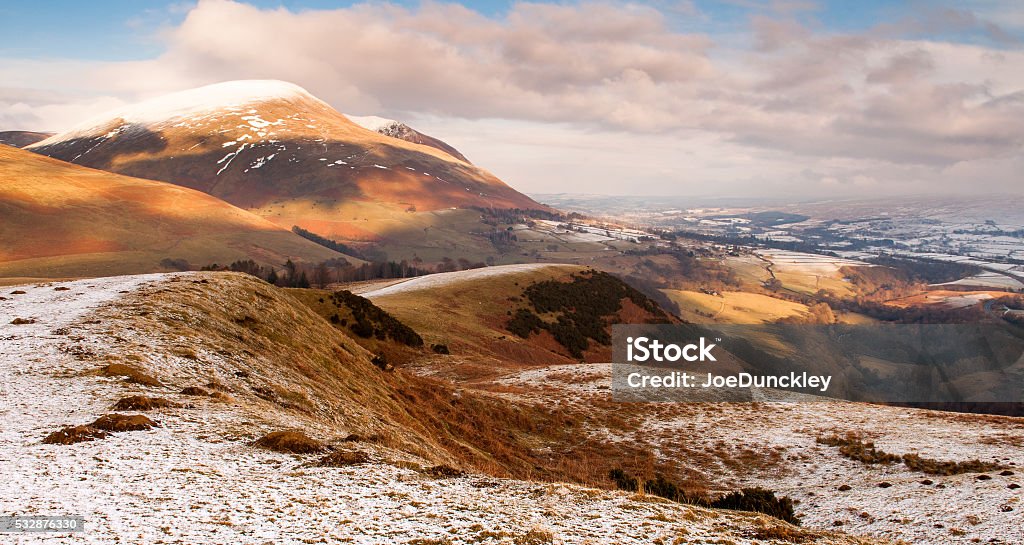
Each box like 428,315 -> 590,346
201,255 -> 491,289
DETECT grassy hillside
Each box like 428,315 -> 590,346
663,289 -> 810,324
4,271 -> 891,543
360,265 -> 586,376
76,270 -> 741,492
358,264 -> 677,381
0,145 -> 352,278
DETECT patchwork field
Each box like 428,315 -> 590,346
934,272 -> 1024,291
661,289 -> 810,323
888,290 -> 999,309
757,250 -> 870,296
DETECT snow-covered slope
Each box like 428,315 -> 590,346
491,364 -> 1024,544
0,273 -> 875,544
32,81 -> 319,148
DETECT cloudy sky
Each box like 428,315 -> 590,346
2,0 -> 1023,198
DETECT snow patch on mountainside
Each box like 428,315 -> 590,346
30,80 -> 321,147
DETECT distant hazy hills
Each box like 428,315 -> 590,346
0,145 -> 349,279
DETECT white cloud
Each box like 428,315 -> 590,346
2,0 -> 1023,197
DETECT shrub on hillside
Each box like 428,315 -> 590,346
253,431 -> 326,454
507,270 -> 670,358
329,290 -> 423,347
711,487 -> 799,525
431,344 -> 450,354
113,396 -> 179,411
608,468 -> 799,525
42,425 -> 108,445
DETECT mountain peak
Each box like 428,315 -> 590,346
113,79 -> 317,121
346,114 -> 471,163
27,79 -> 535,219
346,115 -> 403,133
31,80 -> 321,147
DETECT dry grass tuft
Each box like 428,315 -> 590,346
317,450 -> 370,467
819,433 -> 1007,475
90,414 -> 159,432
179,386 -> 233,402
100,363 -> 162,387
745,518 -> 820,543
42,425 -> 108,445
817,434 -> 900,465
113,396 -> 179,411
421,464 -> 467,479
513,527 -> 555,545
253,431 -> 327,454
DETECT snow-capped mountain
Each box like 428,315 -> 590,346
346,115 -> 471,163
27,80 -> 541,243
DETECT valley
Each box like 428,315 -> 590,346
536,194 -> 1024,290
1,79 -> 1022,545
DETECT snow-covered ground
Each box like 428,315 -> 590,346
1,273 -> 870,544
935,272 -> 1024,290
497,363 -> 1024,545
361,264 -> 565,297
756,250 -> 871,275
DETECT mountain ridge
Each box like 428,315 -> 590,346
26,81 -> 545,259
347,115 -> 471,163
27,80 -> 542,220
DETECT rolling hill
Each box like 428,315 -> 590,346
0,130 -> 52,148
26,80 -> 544,256
0,145 -> 351,279
352,264 -> 677,380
